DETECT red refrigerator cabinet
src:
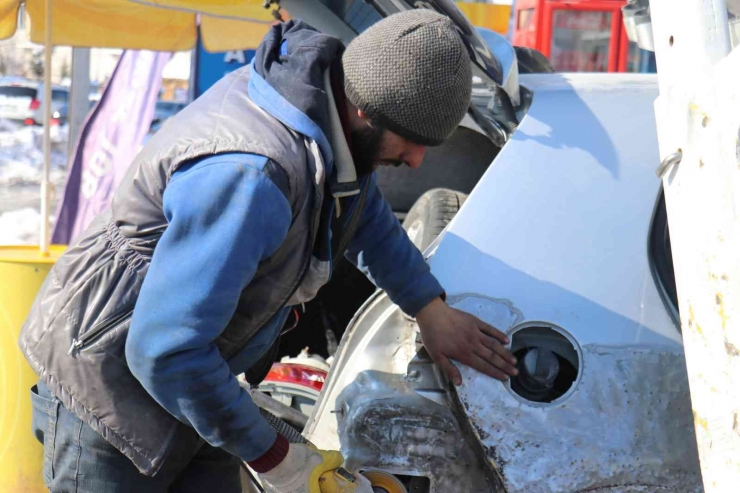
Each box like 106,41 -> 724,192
513,0 -> 656,73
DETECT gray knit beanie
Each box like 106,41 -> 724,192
343,10 -> 472,146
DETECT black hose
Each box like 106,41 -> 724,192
259,407 -> 308,445
248,386 -> 309,431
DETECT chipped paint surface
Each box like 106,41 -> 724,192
304,292 -> 497,492
456,345 -> 702,492
445,294 -> 703,492
446,293 -> 525,328
307,289 -> 703,492
334,371 -> 491,492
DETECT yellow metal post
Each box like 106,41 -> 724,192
39,0 -> 53,255
0,246 -> 64,492
649,0 -> 740,489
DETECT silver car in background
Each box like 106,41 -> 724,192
0,79 -> 69,125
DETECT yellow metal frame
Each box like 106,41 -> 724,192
0,246 -> 65,492
0,0 -> 278,52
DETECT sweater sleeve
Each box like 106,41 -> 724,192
344,173 -> 445,316
125,153 -> 292,462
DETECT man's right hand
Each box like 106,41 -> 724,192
259,443 -> 344,493
416,297 -> 518,385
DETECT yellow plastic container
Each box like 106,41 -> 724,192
0,245 -> 65,493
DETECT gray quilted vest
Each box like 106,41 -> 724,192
18,65 -> 343,475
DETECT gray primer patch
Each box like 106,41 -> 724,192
456,345 -> 703,492
446,293 -> 524,331
335,371 -> 493,492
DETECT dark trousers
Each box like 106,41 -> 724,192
31,381 -> 242,493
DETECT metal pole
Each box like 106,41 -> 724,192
649,0 -> 740,490
68,47 -> 90,155
188,44 -> 197,103
39,0 -> 53,254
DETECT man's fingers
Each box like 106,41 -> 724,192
479,334 -> 517,366
469,353 -> 509,382
474,346 -> 518,376
477,321 -> 509,344
436,354 -> 462,386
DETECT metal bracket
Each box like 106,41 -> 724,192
656,150 -> 683,178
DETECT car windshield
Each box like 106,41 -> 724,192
317,0 -> 503,86
0,86 -> 37,99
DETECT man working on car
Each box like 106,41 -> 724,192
20,10 -> 518,493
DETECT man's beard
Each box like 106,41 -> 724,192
350,125 -> 384,176
350,125 -> 405,175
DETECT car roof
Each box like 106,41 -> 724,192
0,79 -> 68,90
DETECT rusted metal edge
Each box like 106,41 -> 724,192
446,379 -> 508,493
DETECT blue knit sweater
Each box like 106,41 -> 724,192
125,152 -> 444,462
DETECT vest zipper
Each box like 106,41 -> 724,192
68,308 -> 134,355
331,177 -> 371,266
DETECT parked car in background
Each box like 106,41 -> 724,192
0,79 -> 69,125
149,100 -> 187,133
56,98 -> 186,144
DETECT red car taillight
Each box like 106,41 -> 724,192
23,118 -> 34,125
264,363 -> 327,392
29,99 -> 40,110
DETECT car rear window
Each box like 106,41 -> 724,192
0,86 -> 37,99
52,89 -> 68,102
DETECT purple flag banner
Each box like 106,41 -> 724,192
52,50 -> 172,244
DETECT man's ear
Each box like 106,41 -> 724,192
346,103 -> 373,130
357,109 -> 377,129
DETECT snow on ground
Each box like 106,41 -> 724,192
0,119 -> 69,245
0,208 -> 43,245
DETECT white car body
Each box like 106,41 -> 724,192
304,72 -> 702,492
